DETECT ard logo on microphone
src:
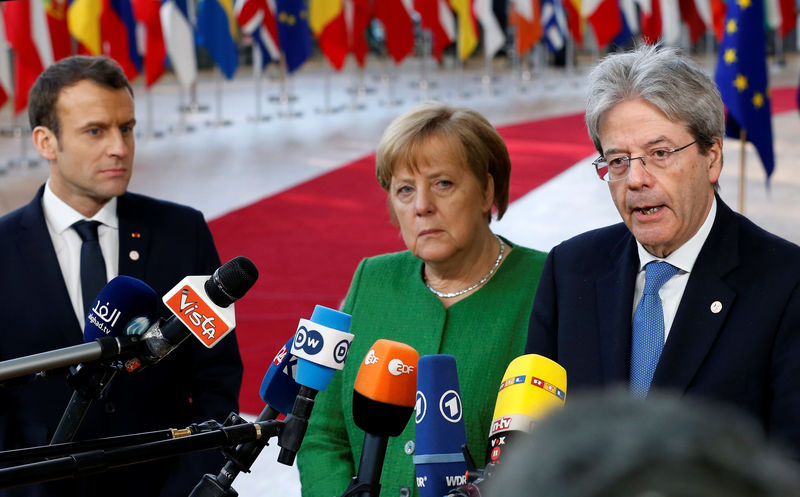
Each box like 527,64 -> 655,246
165,285 -> 230,347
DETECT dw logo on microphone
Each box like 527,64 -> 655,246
293,326 -> 324,355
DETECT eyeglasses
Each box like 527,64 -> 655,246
593,141 -> 697,182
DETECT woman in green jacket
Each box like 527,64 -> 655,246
297,102 -> 547,497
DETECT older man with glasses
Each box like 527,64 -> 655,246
526,44 -> 800,459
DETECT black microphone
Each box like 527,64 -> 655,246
342,339 -> 419,497
123,256 -> 259,373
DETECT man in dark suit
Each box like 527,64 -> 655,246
0,56 -> 243,496
527,45 -> 800,458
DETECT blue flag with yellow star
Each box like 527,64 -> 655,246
275,0 -> 312,73
714,0 -> 774,178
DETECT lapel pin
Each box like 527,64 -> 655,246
710,301 -> 722,314
131,232 -> 141,238
129,250 -> 140,261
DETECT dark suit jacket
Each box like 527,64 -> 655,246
0,186 -> 244,497
527,196 -> 800,457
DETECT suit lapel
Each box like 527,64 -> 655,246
117,193 -> 151,281
652,197 -> 739,392
18,186 -> 83,343
596,231 -> 639,384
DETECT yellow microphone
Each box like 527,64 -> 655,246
486,354 -> 566,465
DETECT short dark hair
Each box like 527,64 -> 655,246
488,389 -> 800,497
28,55 -> 133,138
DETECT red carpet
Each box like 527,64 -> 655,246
211,90 -> 799,414
209,113 -> 596,413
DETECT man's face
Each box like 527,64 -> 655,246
34,79 -> 135,217
599,98 -> 722,258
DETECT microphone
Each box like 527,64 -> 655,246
485,354 -> 566,466
344,339 -> 419,497
277,305 -> 354,465
51,276 -> 160,443
414,355 -> 468,497
124,256 -> 259,372
189,335 -> 302,496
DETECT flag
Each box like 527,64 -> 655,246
509,0 -> 543,55
196,0 -> 240,79
347,0 -> 370,67
613,0 -> 634,46
711,0 -> 726,41
563,0 -> 582,46
474,0 -> 506,57
0,9 -> 11,109
309,0 -> 347,69
44,0 -> 71,60
132,0 -> 166,86
101,0 -> 142,80
693,0 -> 712,29
450,0 -> 479,60
658,0 -> 681,44
679,0 -> 708,43
68,0 -> 102,54
715,0 -> 774,178
639,0 -> 660,43
582,0 -> 621,47
275,0 -> 312,73
414,0 -> 455,62
4,0 -> 48,113
541,0 -> 567,51
374,0 -> 415,64
160,0 -> 197,90
767,0 -> 796,38
235,0 -> 281,72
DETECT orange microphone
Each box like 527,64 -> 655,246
346,339 -> 419,497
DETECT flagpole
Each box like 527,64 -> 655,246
171,86 -> 196,134
247,44 -> 270,123
206,67 -> 233,127
739,129 -> 747,215
315,66 -> 344,115
7,114 -> 38,170
275,58 -> 302,119
140,88 -> 165,139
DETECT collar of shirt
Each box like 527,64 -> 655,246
636,196 -> 718,274
42,180 -> 119,232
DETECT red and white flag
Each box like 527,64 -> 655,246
474,0 -> 505,57
582,0 -> 621,47
3,0 -> 53,113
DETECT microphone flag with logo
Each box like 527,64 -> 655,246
486,354 -> 566,466
414,354 -> 468,497
83,275 -> 159,342
259,335 -> 301,415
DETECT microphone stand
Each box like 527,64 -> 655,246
0,415 -> 283,491
340,434 -> 388,497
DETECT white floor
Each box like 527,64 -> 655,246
1,53 -> 799,496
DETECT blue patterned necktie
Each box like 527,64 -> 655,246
630,261 -> 679,398
72,220 -> 107,319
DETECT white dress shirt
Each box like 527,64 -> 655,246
42,181 -> 120,329
633,197 -> 717,341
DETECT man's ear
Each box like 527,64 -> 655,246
32,126 -> 57,162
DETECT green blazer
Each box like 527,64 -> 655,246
298,239 -> 547,497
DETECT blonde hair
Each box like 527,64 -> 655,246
376,101 -> 511,220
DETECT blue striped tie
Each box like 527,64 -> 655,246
630,261 -> 679,398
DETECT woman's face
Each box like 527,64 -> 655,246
388,137 -> 494,265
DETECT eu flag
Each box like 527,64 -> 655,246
714,0 -> 774,178
275,0 -> 312,73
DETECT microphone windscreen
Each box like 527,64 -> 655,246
292,305 -> 353,392
414,355 -> 468,496
259,336 -> 301,415
353,339 -> 419,437
84,276 -> 159,343
487,354 -> 566,465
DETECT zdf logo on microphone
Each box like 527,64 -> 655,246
388,358 -> 414,376
364,349 -> 379,365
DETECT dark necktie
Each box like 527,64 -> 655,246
630,261 -> 679,398
72,220 -> 107,318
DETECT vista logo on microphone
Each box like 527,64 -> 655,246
164,285 -> 230,347
389,358 -> 415,376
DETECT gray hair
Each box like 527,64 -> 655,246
585,44 -> 724,158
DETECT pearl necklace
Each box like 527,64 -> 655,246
424,235 -> 506,298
